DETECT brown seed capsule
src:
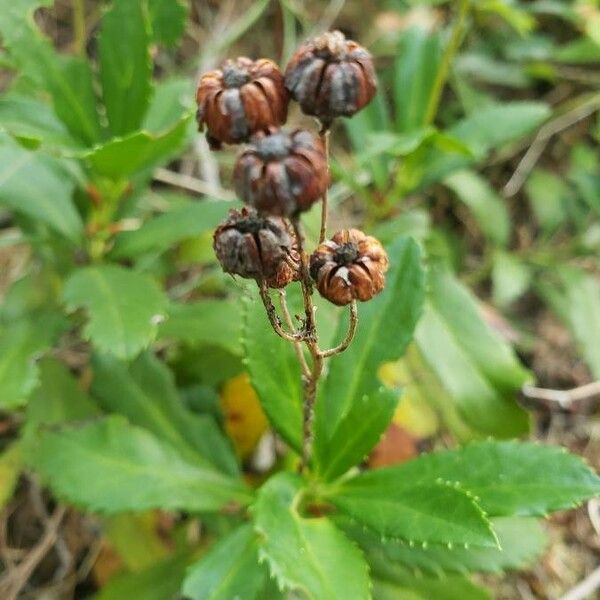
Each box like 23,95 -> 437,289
196,57 -> 289,149
285,30 -> 377,126
310,229 -> 388,305
233,128 -> 329,217
213,207 -> 299,288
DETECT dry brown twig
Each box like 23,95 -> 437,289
521,381 -> 600,408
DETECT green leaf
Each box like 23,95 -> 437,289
0,444 -> 22,510
373,571 -> 491,600
243,295 -> 303,452
91,352 -> 239,476
148,0 -> 188,47
349,517 -> 547,576
111,200 -> 231,259
143,77 -> 194,133
393,27 -> 442,132
84,117 -> 191,179
369,440 -> 600,517
63,265 -> 167,360
0,0 -> 101,145
316,387 -> 398,481
539,267 -> 600,379
415,266 -> 531,437
0,314 -> 64,410
98,0 -> 152,136
0,136 -> 83,241
444,170 -> 510,246
96,553 -> 191,600
31,415 -> 252,513
159,301 -> 242,356
492,251 -> 532,307
315,238 -> 424,450
183,524 -> 266,600
26,358 -> 98,429
329,478 -> 497,547
0,93 -> 80,149
450,102 -> 550,158
253,473 -> 370,600
525,169 -> 569,232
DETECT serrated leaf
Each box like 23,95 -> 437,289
539,267 -> 600,379
0,94 -> 80,149
148,0 -> 188,47
415,266 -> 530,437
367,440 -> 600,517
329,478 -> 497,547
98,0 -> 152,136
112,201 -> 231,259
26,358 -> 98,429
96,553 -> 191,600
243,295 -> 303,452
373,572 -> 491,600
0,0 -> 101,145
84,117 -> 191,179
345,516 -> 547,575
0,314 -> 65,410
317,387 -> 398,482
317,238 -> 424,435
0,136 -> 83,241
183,524 -> 267,600
444,170 -> 510,246
91,352 -> 239,476
31,415 -> 252,513
253,473 -> 370,600
63,265 -> 167,360
159,300 -> 242,356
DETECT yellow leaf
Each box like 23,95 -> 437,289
0,444 -> 21,510
220,373 -> 268,459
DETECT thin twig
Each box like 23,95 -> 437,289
153,168 -> 235,201
278,290 -> 311,377
72,0 -> 86,56
424,0 -> 470,126
319,128 -> 331,244
559,565 -> 600,600
258,281 -> 305,342
0,506 -> 67,600
521,381 -> 600,408
503,93 -> 600,197
320,301 -> 358,358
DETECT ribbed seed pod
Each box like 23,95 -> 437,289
310,229 -> 389,305
233,128 -> 329,217
284,30 -> 377,126
196,57 -> 289,149
213,208 -> 299,288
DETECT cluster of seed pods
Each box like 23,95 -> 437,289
198,31 -> 388,306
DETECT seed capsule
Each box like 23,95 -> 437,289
233,128 -> 329,217
310,229 -> 388,305
196,57 -> 289,149
213,207 -> 299,288
285,30 -> 377,126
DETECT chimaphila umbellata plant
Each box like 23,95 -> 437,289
0,5 -> 598,597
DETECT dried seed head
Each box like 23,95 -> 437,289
233,128 -> 329,217
310,229 -> 388,305
213,207 -> 299,288
196,57 -> 289,149
285,31 -> 377,126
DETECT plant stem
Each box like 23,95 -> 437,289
423,0 -> 470,126
258,281 -> 304,342
319,129 -> 331,244
278,289 -> 311,377
73,0 -> 87,56
320,301 -> 358,358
